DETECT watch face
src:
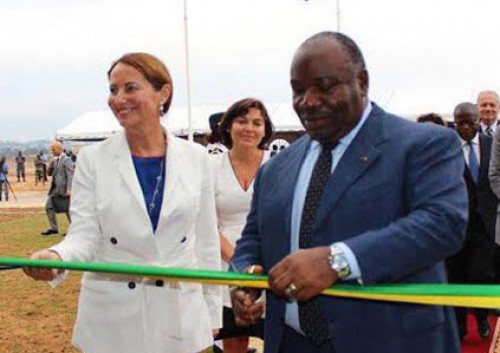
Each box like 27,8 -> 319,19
330,247 -> 351,279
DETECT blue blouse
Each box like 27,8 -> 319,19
132,156 -> 165,232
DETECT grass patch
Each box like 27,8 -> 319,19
0,209 -> 79,353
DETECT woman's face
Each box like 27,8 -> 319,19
229,108 -> 266,150
108,63 -> 170,130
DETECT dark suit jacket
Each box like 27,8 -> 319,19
449,134 -> 499,284
479,121 -> 499,135
232,104 -> 468,353
463,134 -> 498,242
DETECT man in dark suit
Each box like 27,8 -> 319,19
477,90 -> 499,137
41,140 -> 74,236
447,102 -> 498,340
230,32 -> 467,353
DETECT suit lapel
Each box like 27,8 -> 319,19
479,134 -> 491,180
315,105 -> 387,227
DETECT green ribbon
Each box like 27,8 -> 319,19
1,256 -> 500,298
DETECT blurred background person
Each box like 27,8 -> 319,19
416,112 -> 445,126
0,156 -> 9,202
15,150 -> 26,182
40,141 -> 74,236
207,112 -> 228,155
34,151 -> 46,186
24,52 -> 221,353
41,150 -> 48,182
477,90 -> 499,136
212,98 -> 273,353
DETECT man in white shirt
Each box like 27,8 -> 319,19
477,90 -> 500,137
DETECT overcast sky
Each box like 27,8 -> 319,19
1,0 -> 499,140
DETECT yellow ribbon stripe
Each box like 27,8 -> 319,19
1,256 -> 500,309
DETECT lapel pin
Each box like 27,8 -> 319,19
361,155 -> 368,162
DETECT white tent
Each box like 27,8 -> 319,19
56,102 -> 304,141
56,111 -> 122,141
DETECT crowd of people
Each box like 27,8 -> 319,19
417,93 -> 500,341
16,31 -> 500,353
0,151 -> 45,202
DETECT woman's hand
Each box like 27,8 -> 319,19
23,249 -> 62,281
220,235 -> 235,263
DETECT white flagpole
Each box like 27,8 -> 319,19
183,0 -> 194,141
336,0 -> 341,31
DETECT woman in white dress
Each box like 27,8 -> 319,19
23,52 -> 221,353
212,98 -> 274,353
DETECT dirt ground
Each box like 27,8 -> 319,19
0,156 -> 48,209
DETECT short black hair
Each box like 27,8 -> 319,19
302,31 -> 366,70
454,102 -> 479,123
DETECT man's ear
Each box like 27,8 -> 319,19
358,69 -> 369,96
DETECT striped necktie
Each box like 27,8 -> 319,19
486,126 -> 493,137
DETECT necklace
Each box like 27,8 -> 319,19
148,157 -> 165,216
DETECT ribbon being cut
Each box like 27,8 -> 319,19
2,256 -> 500,309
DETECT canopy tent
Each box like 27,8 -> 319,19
56,102 -> 304,141
56,103 -> 453,142
55,111 -> 122,141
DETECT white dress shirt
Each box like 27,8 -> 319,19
285,102 -> 372,333
460,133 -> 481,167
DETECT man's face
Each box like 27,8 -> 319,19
454,106 -> 478,142
477,92 -> 499,126
290,39 -> 368,143
51,143 -> 62,157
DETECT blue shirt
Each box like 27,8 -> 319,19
0,163 -> 8,182
132,156 -> 165,232
285,102 -> 372,333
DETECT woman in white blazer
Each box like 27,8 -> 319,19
24,53 -> 222,353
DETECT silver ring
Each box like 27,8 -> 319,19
285,283 -> 298,299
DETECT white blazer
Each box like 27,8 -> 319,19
51,131 -> 222,353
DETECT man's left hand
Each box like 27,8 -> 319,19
268,247 -> 338,301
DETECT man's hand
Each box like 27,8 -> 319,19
230,264 -> 265,327
268,247 -> 338,301
23,249 -> 62,281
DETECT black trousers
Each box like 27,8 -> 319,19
447,232 -> 495,336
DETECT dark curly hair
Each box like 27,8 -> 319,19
416,113 -> 445,126
219,98 -> 274,149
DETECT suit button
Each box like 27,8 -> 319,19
110,237 -> 117,244
155,280 -> 164,287
128,282 -> 136,289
